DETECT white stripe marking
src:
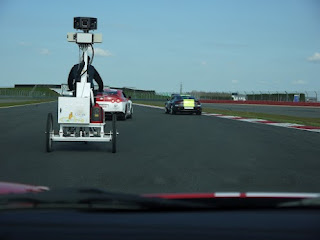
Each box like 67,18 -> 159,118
0,100 -> 56,109
307,129 -> 320,133
237,118 -> 264,122
133,103 -> 163,109
203,113 -> 223,116
215,192 -> 241,197
217,115 -> 240,119
245,192 -> 320,198
266,123 -> 304,127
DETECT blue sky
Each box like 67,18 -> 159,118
0,0 -> 319,93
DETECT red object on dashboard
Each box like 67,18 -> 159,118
0,182 -> 49,195
142,192 -> 320,199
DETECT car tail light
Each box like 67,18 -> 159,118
110,99 -> 121,103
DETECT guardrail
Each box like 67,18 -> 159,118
128,90 -> 320,102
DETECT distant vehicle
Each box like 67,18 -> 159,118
95,89 -> 133,120
165,94 -> 202,115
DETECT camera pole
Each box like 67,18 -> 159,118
77,44 -> 90,99
67,17 -> 102,102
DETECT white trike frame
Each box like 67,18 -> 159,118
46,27 -> 117,153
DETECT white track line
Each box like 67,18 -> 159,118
133,103 -> 163,109
0,100 -> 56,109
266,123 -> 304,127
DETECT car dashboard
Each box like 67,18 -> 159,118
0,208 -> 319,240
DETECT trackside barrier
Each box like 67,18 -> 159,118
200,100 -> 320,107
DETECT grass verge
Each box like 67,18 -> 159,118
133,100 -> 320,127
0,87 -> 59,97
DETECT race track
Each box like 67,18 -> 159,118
0,102 -> 319,194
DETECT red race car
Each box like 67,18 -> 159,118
95,89 -> 133,120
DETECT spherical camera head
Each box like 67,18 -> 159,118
74,17 -> 97,32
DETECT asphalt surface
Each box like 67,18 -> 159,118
202,103 -> 320,118
0,102 -> 320,194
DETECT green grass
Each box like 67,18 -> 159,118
133,100 -> 320,127
0,87 -> 59,97
0,87 -> 59,107
0,99 -> 56,108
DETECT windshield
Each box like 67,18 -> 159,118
0,0 -> 319,203
179,96 -> 195,100
103,91 -> 118,95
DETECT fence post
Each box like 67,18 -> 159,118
305,91 -> 308,102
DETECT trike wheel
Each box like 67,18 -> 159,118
46,113 -> 53,152
112,113 -> 117,153
170,106 -> 176,115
